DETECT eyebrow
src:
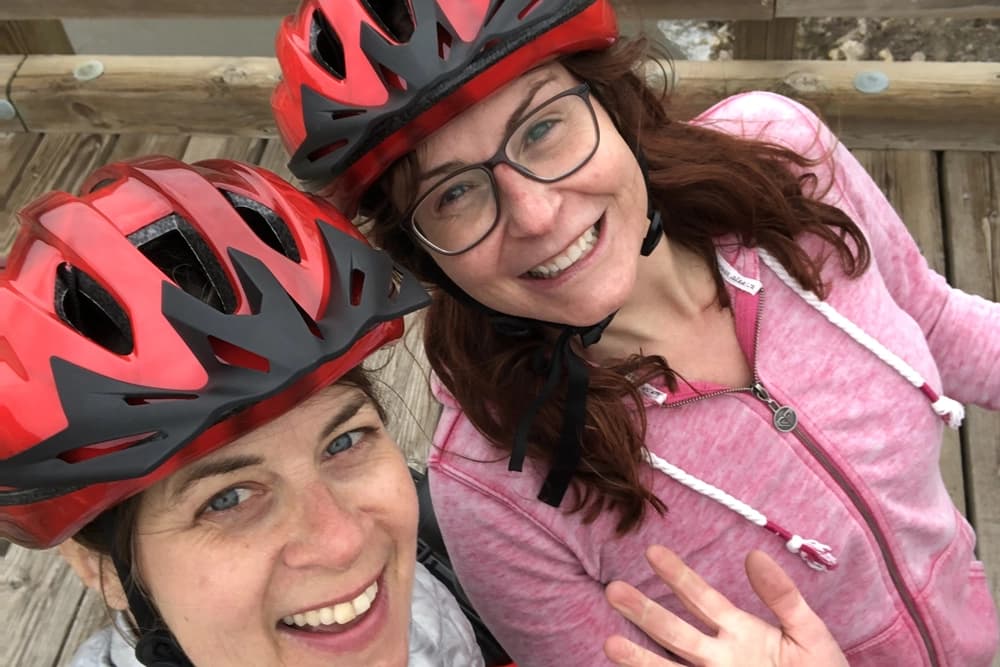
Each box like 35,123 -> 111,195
167,392 -> 372,502
168,454 -> 264,502
416,73 -> 559,186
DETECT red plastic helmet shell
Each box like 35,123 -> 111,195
272,0 -> 617,213
0,156 -> 409,549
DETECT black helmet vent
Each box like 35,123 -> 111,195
362,0 -> 415,43
220,190 -> 302,264
87,178 -> 118,193
55,264 -> 134,355
311,10 -> 346,80
128,214 -> 237,314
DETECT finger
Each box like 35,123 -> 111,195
744,550 -> 831,641
604,635 -> 686,667
605,580 -> 713,665
644,544 -> 734,633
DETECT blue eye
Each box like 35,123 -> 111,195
438,182 -> 472,209
326,430 -> 363,457
206,487 -> 252,513
524,119 -> 556,144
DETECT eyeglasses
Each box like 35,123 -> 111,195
405,83 -> 600,255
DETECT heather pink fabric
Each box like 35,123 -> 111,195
426,92 -> 1000,666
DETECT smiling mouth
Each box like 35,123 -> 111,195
281,581 -> 378,633
525,219 -> 601,280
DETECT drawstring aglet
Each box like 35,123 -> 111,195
786,534 -> 838,572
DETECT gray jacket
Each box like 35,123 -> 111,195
69,562 -> 485,667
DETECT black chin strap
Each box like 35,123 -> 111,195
95,511 -> 194,667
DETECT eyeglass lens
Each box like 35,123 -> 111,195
412,87 -> 598,254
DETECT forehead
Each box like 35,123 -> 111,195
415,62 -> 577,161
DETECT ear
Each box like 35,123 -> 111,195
58,540 -> 130,611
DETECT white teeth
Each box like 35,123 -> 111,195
282,581 -> 379,629
528,225 -> 598,279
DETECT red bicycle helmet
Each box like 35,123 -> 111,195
0,156 -> 428,549
272,0 -> 617,211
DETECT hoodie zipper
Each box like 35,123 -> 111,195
658,287 -> 940,666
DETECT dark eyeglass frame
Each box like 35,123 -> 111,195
403,82 -> 600,256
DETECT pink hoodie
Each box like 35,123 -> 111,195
427,92 -> 1000,667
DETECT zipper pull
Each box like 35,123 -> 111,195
751,382 -> 798,433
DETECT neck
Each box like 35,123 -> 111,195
584,236 -> 719,364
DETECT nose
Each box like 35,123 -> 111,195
280,480 -> 367,571
493,162 -> 560,239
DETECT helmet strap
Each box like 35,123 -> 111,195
95,510 -> 194,667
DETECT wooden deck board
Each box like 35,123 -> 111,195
940,152 -> 1000,640
853,149 -> 967,516
0,138 -> 997,664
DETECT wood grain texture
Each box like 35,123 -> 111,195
0,56 -> 27,132
0,0 -> 298,19
940,151 -> 1000,645
0,20 -> 71,55
11,55 -> 280,136
0,546 -> 90,667
853,149 -> 967,516
0,132 -> 113,259
55,590 -> 112,667
777,0 -> 1000,18
181,134 -> 266,163
732,18 -> 798,60
10,56 -> 999,150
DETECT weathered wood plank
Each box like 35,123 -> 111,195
662,60 -> 1000,150
181,134 -> 266,163
0,546 -> 89,667
102,132 -> 191,162
10,56 -> 1000,151
618,0 -> 774,21
940,151 -> 1000,629
257,138 -> 294,182
55,588 -> 110,667
853,149 -> 967,516
0,132 -> 115,259
11,55 -> 280,137
0,56 -> 27,132
732,18 -> 798,60
0,19 -> 72,54
0,131 -> 42,210
365,313 -> 440,469
777,0 -> 1000,19
0,0 -> 771,21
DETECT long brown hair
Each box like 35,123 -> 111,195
364,37 -> 871,534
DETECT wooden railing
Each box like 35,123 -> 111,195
0,1 -> 997,149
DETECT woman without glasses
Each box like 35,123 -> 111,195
271,1 -> 1000,666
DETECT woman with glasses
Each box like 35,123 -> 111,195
272,1 -> 1000,666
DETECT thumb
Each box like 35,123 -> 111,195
744,550 -> 825,636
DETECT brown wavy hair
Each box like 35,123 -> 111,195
362,37 -> 871,534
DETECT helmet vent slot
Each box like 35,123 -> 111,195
55,264 -> 134,356
378,64 -> 408,91
292,299 -> 324,340
436,23 -> 452,60
129,214 -> 237,314
311,10 -> 346,80
87,178 -> 117,193
361,0 -> 415,43
307,139 -> 348,163
220,190 -> 302,263
350,268 -> 365,306
208,336 -> 271,373
519,0 -> 542,20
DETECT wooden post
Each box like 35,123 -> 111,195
0,20 -> 72,55
732,18 -> 799,60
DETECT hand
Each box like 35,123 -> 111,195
603,545 -> 848,667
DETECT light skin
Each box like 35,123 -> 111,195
409,62 -> 751,387
605,546 -> 848,667
63,383 -> 417,667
